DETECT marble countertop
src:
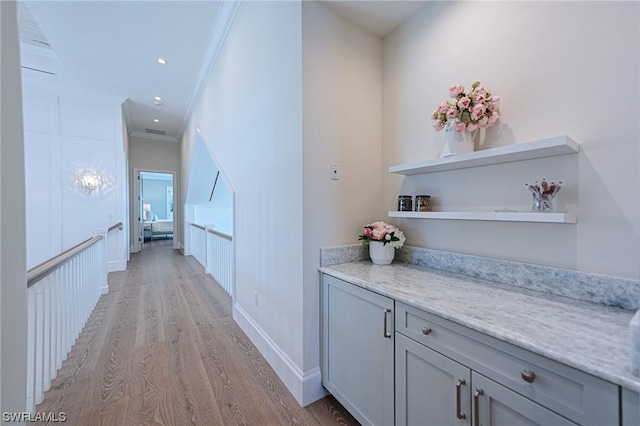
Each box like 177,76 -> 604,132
319,260 -> 640,392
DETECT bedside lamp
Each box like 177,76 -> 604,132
143,204 -> 151,221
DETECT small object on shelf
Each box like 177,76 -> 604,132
398,195 -> 413,212
526,179 -> 562,212
415,195 -> 432,212
432,81 -> 499,158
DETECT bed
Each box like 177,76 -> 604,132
149,220 -> 173,240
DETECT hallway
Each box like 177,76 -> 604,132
35,240 -> 357,425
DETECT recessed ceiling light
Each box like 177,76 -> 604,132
153,118 -> 160,123
154,96 -> 162,101
157,58 -> 167,65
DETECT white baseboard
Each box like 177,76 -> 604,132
233,303 -> 327,407
107,259 -> 126,272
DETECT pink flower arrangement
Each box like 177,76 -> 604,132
358,221 -> 406,249
431,81 -> 500,133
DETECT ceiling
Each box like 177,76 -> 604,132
18,1 -> 427,144
321,1 -> 428,37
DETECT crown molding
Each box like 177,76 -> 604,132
129,130 -> 179,144
176,0 -> 241,139
121,98 -> 133,131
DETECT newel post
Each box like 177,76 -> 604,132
93,228 -> 109,295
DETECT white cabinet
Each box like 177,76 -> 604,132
396,302 -> 619,426
321,275 -> 622,426
396,333 -> 576,426
321,274 -> 395,426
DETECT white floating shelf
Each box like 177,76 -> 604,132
389,136 -> 579,175
388,211 -> 577,224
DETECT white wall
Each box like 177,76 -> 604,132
128,136 -> 180,249
129,137 -> 180,173
383,1 -> 640,279
302,0 -> 383,372
22,84 -> 128,270
181,0 -> 383,405
181,0 -> 307,403
1,0 -> 28,414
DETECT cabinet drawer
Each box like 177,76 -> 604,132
396,302 -> 619,426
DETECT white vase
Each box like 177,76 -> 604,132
440,126 -> 474,157
369,241 -> 395,265
440,124 -> 488,157
476,127 -> 486,149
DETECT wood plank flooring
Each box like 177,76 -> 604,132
36,239 -> 359,426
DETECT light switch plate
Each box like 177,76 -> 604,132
330,162 -> 340,180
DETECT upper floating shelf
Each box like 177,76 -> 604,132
389,136 -> 580,176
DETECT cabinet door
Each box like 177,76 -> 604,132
321,275 -> 394,426
396,333 -> 471,426
472,372 -> 576,426
397,302 -> 619,425
622,388 -> 640,426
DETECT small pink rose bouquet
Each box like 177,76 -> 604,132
358,221 -> 406,249
431,81 -> 500,133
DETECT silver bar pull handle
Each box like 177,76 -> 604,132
383,308 -> 391,338
456,378 -> 466,419
474,388 -> 484,426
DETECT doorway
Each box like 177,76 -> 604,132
133,169 -> 176,252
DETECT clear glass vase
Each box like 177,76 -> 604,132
532,193 -> 556,212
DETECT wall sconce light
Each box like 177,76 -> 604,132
76,170 -> 102,194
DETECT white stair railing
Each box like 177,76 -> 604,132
206,228 -> 233,296
25,223 -> 118,413
190,223 -> 207,267
188,223 -> 233,297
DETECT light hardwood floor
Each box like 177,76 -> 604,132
36,239 -> 359,425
